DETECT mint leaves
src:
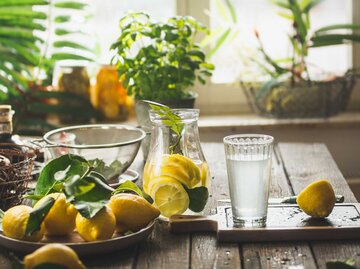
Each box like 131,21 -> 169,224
149,104 -> 184,154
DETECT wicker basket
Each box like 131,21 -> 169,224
243,71 -> 358,118
0,144 -> 36,210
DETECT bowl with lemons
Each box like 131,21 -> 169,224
0,153 -> 160,255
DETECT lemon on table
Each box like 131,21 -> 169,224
23,243 -> 86,269
149,176 -> 190,217
109,193 -> 160,233
34,193 -> 78,236
297,179 -> 336,218
160,154 -> 201,188
75,206 -> 116,242
2,205 -> 44,242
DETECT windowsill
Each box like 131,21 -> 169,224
198,112 -> 360,132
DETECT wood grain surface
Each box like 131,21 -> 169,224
0,142 -> 359,269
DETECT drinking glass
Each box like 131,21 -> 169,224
223,134 -> 274,227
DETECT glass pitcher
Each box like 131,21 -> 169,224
143,108 -> 210,217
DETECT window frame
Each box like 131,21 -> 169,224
179,0 -> 360,114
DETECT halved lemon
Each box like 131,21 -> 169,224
149,176 -> 190,218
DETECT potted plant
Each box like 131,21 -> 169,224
110,12 -> 214,108
243,0 -> 360,118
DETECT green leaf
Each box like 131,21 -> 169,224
0,0 -> 48,6
0,209 -> 4,232
183,186 -> 209,212
71,200 -> 108,219
314,24 -> 360,34
209,28 -> 231,58
23,194 -> 45,201
53,41 -> 93,52
224,0 -> 237,23
64,175 -> 95,198
54,1 -> 88,9
311,34 -> 360,47
113,180 -> 153,204
89,159 -> 125,180
25,197 -> 55,236
35,154 -> 90,196
0,8 -> 47,20
54,15 -> 71,23
69,172 -> 114,218
51,52 -> 93,61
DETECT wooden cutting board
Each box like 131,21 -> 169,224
169,204 -> 360,242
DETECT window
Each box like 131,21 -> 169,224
82,0 -> 358,114
87,0 -> 176,64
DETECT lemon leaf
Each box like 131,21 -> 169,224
25,197 -> 55,236
35,154 -> 90,196
183,186 -> 209,212
64,175 -> 95,198
0,209 -> 4,232
72,200 -> 108,219
69,172 -> 114,218
113,180 -> 153,204
34,263 -> 69,269
89,159 -> 126,180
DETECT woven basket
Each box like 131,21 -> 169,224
0,144 -> 36,210
243,71 -> 358,118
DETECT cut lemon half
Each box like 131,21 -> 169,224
149,176 -> 190,218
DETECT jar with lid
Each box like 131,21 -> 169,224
143,108 -> 210,217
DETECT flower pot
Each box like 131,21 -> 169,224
243,71 -> 357,118
135,92 -> 198,160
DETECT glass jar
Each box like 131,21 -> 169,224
143,108 -> 210,217
57,65 -> 90,100
95,65 -> 131,121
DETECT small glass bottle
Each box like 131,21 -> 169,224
0,105 -> 26,162
143,108 -> 210,217
0,105 -> 16,144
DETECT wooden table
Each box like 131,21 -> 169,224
1,142 -> 360,268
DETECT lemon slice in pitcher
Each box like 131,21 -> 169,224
149,176 -> 190,217
161,154 -> 201,188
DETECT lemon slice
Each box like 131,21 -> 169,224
161,154 -> 201,188
200,162 -> 209,187
149,176 -> 190,217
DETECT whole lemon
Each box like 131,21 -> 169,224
109,193 -> 160,232
297,179 -> 336,218
23,243 -> 85,269
34,193 -> 77,236
75,206 -> 116,242
2,205 -> 44,242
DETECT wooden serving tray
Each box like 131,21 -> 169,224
169,204 -> 360,242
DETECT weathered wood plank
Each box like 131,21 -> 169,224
85,245 -> 136,269
191,142 -> 241,269
311,242 -> 360,269
278,143 -> 357,202
135,219 -> 190,269
242,243 -> 316,269
242,144 -> 317,269
278,143 -> 360,269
